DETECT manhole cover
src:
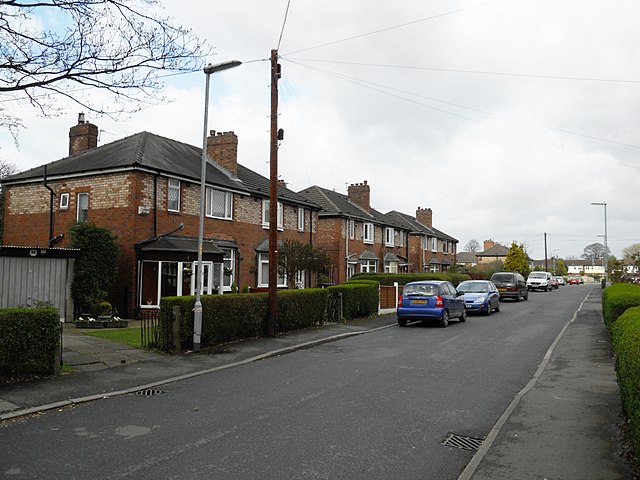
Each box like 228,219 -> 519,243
134,388 -> 164,397
441,433 -> 484,451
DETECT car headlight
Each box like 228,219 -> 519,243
474,297 -> 486,303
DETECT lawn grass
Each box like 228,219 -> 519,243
84,327 -> 142,349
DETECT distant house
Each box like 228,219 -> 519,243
1,116 -> 321,316
456,251 -> 478,268
476,240 -> 509,267
565,259 -> 605,276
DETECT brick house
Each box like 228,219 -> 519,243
1,116 -> 320,316
476,240 -> 509,267
385,208 -> 458,273
297,181 -> 411,284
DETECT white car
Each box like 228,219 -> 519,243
554,276 -> 565,286
527,271 -> 554,291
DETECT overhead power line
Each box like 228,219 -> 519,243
277,0 -> 293,51
282,0 -> 503,56
282,58 -> 640,85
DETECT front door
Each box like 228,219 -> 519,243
192,262 -> 213,295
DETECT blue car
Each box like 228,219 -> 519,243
457,280 -> 500,315
397,280 -> 466,328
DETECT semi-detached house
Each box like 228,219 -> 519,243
1,116 -> 320,317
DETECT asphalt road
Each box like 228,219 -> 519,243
0,285 -> 592,479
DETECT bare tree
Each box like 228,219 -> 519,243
582,242 -> 610,263
464,239 -> 481,252
1,0 -> 211,141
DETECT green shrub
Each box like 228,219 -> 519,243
611,306 -> 640,453
602,284 -> 640,329
277,289 -> 329,331
0,308 -> 60,377
327,283 -> 378,320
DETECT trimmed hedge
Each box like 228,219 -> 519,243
0,308 -> 60,377
159,288 -> 329,351
327,283 -> 378,320
602,283 -> 640,329
351,272 -> 471,286
611,306 -> 640,453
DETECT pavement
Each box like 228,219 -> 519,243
0,288 -> 636,479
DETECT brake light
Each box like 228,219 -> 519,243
398,295 -> 403,307
435,295 -> 444,308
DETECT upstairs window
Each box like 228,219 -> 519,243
59,193 -> 69,210
297,208 -> 305,232
206,188 -> 233,220
77,192 -> 89,222
385,227 -> 394,247
348,219 -> 355,239
363,223 -> 374,244
431,237 -> 438,252
262,200 -> 283,230
168,178 -> 180,212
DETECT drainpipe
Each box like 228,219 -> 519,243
345,215 -> 350,282
153,175 -> 158,238
42,165 -> 55,247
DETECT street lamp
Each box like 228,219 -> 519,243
591,201 -> 608,285
553,249 -> 559,275
193,60 -> 242,353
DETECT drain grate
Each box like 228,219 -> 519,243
441,433 -> 484,451
134,388 -> 164,397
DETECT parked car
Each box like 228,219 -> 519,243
554,276 -> 565,286
550,276 -> 559,289
397,280 -> 466,328
527,271 -> 554,291
568,276 -> 580,285
490,271 -> 529,301
456,280 -> 500,315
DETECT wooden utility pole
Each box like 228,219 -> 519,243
267,49 -> 280,337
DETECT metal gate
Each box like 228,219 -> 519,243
139,309 -> 169,350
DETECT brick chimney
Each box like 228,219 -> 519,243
68,113 -> 98,156
484,239 -> 495,251
347,181 -> 370,212
416,207 -> 433,228
207,130 -> 238,176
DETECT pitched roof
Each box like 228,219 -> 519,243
297,185 -> 406,229
3,131 -> 319,209
479,244 -> 510,257
456,252 -> 479,263
385,210 -> 458,242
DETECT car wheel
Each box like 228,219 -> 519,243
523,291 -> 529,300
495,302 -> 500,312
440,311 -> 449,328
515,293 -> 521,302
459,308 -> 467,322
398,318 -> 407,327
485,303 -> 492,316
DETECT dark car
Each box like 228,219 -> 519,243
457,280 -> 500,315
397,280 -> 466,328
490,271 -> 529,301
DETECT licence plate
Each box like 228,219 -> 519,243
412,299 -> 427,304
498,288 -> 506,291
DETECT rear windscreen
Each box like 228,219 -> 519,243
403,284 -> 438,296
492,274 -> 513,282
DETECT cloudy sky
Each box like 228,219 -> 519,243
2,0 -> 639,260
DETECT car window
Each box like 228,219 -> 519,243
491,274 -> 513,282
458,281 -> 489,293
403,284 -> 438,296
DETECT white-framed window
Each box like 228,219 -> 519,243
385,227 -> 394,247
431,237 -> 438,252
76,192 -> 89,222
59,193 -> 69,210
360,259 -> 377,273
385,261 -> 398,273
422,236 -> 428,251
262,200 -> 283,230
398,230 -> 405,247
348,219 -> 355,239
295,270 -> 305,289
212,249 -> 235,291
430,263 -> 439,273
347,263 -> 356,279
168,178 -> 180,212
206,187 -> 233,220
443,241 -> 449,253
363,222 -> 374,244
257,253 -> 287,287
297,208 -> 305,232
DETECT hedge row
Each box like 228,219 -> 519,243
159,288 -> 333,352
611,306 -> 640,454
327,282 -> 379,320
0,308 -> 60,377
350,272 -> 471,286
602,283 -> 640,330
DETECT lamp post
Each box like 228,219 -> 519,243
553,249 -> 559,275
591,201 -> 608,285
193,60 -> 241,353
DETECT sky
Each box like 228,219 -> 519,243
2,0 -> 639,260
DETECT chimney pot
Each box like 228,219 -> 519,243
69,114 -> 98,156
347,180 -> 371,212
207,130 -> 239,176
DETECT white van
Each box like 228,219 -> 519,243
527,271 -> 553,292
